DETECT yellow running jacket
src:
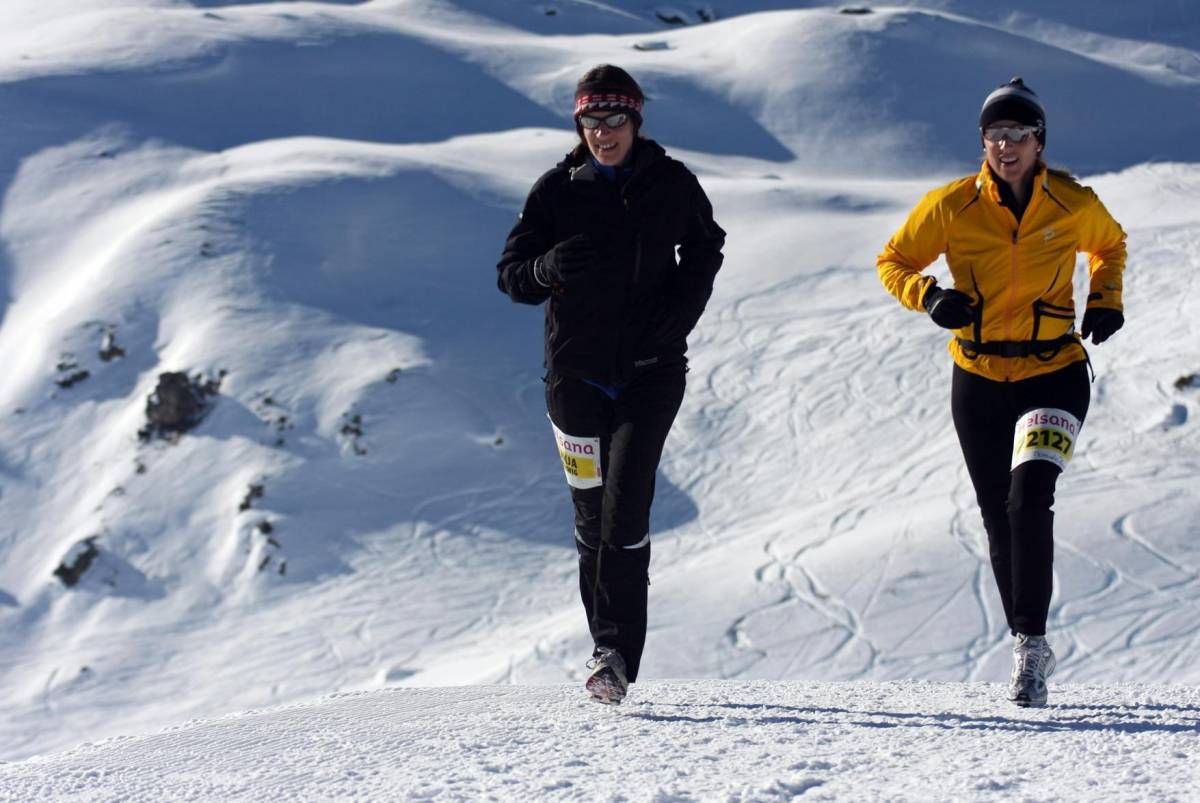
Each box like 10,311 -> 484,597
878,162 -> 1127,382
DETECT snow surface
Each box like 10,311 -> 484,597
2,682 -> 1199,801
1,0 -> 1198,796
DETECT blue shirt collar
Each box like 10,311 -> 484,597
589,154 -> 634,183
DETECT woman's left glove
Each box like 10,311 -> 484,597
1081,307 -> 1124,344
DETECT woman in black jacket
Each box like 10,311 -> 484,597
497,64 -> 725,704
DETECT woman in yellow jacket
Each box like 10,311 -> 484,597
878,77 -> 1127,707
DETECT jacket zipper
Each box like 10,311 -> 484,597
1003,179 -> 1047,344
1005,228 -> 1018,346
997,177 -> 1046,380
615,196 -> 640,382
632,230 -> 643,285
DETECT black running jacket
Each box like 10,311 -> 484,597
497,138 -> 725,386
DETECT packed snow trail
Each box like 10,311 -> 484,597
1,682 -> 1197,801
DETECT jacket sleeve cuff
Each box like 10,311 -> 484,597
1085,290 -> 1123,310
532,256 -> 551,288
919,278 -> 939,312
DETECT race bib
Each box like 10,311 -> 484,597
1011,408 -> 1081,471
551,420 -> 602,489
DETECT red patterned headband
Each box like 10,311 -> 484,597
574,93 -> 644,116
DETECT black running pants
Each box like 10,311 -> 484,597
951,361 -> 1090,636
546,366 -> 686,682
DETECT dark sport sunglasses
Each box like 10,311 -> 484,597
982,125 -> 1042,143
578,113 -> 630,130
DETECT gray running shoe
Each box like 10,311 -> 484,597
1008,633 -> 1057,707
585,648 -> 628,705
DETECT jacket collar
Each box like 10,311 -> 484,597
974,159 -> 1049,203
563,138 -> 668,187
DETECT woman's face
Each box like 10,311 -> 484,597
581,111 -> 635,166
983,119 -> 1041,187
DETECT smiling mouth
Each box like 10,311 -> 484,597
598,143 -> 617,152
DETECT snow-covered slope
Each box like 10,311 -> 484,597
1,0 -> 1198,765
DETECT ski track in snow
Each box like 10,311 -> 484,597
675,254 -> 1011,684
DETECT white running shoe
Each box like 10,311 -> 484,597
585,648 -> 628,705
1008,633 -> 1057,707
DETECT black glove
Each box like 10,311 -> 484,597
923,285 -> 976,330
1081,307 -> 1124,344
534,234 -> 595,287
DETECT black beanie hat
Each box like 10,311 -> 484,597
574,64 -> 644,129
979,77 -> 1046,145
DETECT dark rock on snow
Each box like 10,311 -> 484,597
139,370 -> 224,441
53,537 -> 100,587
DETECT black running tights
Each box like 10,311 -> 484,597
951,361 -> 1090,636
546,367 -> 686,682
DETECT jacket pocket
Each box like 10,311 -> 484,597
1031,299 -> 1076,340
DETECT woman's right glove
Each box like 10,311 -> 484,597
1081,307 -> 1124,344
534,234 -> 596,288
923,284 -> 976,330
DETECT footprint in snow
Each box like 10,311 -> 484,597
380,666 -> 417,685
1160,404 -> 1188,429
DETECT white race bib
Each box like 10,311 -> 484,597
1011,408 -> 1081,471
551,420 -> 602,489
